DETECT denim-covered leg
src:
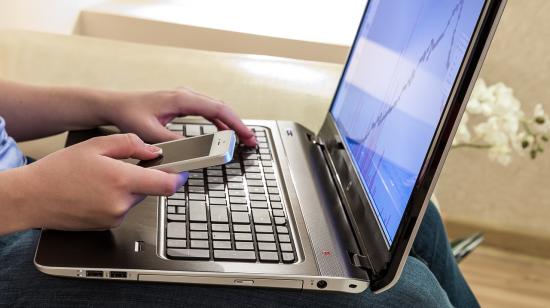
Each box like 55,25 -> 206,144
0,230 -> 452,308
410,202 -> 479,308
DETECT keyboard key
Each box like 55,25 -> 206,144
177,207 -> 186,214
250,201 -> 268,208
255,225 -> 273,233
235,242 -> 254,250
189,201 -> 207,222
271,202 -> 283,209
243,160 -> 258,166
167,239 -> 187,248
252,209 -> 271,225
227,175 -> 243,182
167,206 -> 176,214
167,214 -> 186,221
214,250 -> 256,261
191,240 -> 209,249
257,136 -> 267,143
188,186 -> 205,193
259,148 -> 270,154
208,176 -> 224,184
244,166 -> 260,173
226,162 -> 241,169
230,204 -> 248,212
226,169 -> 242,176
274,217 -> 286,225
266,180 -> 277,187
277,226 -> 289,234
268,187 -> 279,194
209,183 -> 225,191
167,248 -> 210,260
278,234 -> 291,243
203,125 -> 218,134
247,180 -> 263,187
242,153 -> 258,160
212,224 -> 230,232
272,209 -> 285,217
185,124 -> 201,136
167,123 -> 184,131
258,142 -> 269,148
189,172 -> 203,179
210,205 -> 229,223
264,167 -> 275,174
167,199 -> 186,206
258,242 -> 277,251
248,186 -> 265,194
265,174 -> 276,181
212,232 -> 231,241
260,155 -> 271,161
249,194 -> 266,201
229,197 -> 247,204
167,222 -> 186,238
207,169 -> 223,176
213,241 -> 231,249
190,223 -> 208,231
228,190 -> 245,197
188,179 -> 204,186
189,193 -> 206,201
171,192 -> 187,199
209,190 -> 226,198
231,212 -> 250,224
190,231 -> 208,240
233,224 -> 251,233
282,253 -> 295,263
228,183 -> 244,190
280,243 -> 293,252
259,251 -> 279,262
234,233 -> 253,241
256,233 -> 275,242
209,198 -> 226,205
262,161 -> 273,167
246,173 -> 262,180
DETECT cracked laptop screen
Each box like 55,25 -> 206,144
330,0 -> 485,244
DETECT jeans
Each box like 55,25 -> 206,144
0,203 -> 479,308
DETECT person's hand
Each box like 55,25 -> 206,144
107,88 -> 257,146
15,133 -> 187,231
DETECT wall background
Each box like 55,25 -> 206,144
438,0 -> 550,241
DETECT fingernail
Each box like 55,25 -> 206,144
146,144 -> 163,155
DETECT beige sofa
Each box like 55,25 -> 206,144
0,30 -> 342,158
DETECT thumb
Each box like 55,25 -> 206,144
86,133 -> 163,160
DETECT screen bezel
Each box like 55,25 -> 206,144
317,0 -> 505,291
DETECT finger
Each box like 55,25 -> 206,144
177,90 -> 256,146
121,163 -> 189,196
144,119 -> 184,143
212,118 -> 230,131
86,133 -> 163,160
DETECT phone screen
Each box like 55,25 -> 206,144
138,134 -> 214,168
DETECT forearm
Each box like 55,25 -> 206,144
0,79 -> 119,141
0,167 -> 36,235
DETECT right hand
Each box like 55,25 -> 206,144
18,133 -> 187,231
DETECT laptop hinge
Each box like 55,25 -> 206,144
308,134 -> 326,147
351,253 -> 376,274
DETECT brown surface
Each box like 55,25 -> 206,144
461,246 -> 550,308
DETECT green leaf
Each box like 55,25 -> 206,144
535,116 -> 546,124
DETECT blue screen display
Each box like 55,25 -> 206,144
331,0 -> 485,244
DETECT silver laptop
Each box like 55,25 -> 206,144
35,0 -> 506,294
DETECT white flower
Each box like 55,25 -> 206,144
488,144 -> 512,165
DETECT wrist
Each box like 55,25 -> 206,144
0,166 -> 38,234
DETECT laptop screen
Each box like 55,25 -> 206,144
330,0 -> 485,244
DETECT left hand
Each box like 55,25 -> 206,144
107,88 -> 257,146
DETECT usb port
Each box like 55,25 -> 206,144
110,271 -> 127,279
85,270 -> 103,278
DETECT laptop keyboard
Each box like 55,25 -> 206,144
162,123 -> 297,264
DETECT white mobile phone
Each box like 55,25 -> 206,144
136,130 -> 236,173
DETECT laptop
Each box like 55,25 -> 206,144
35,0 -> 506,294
